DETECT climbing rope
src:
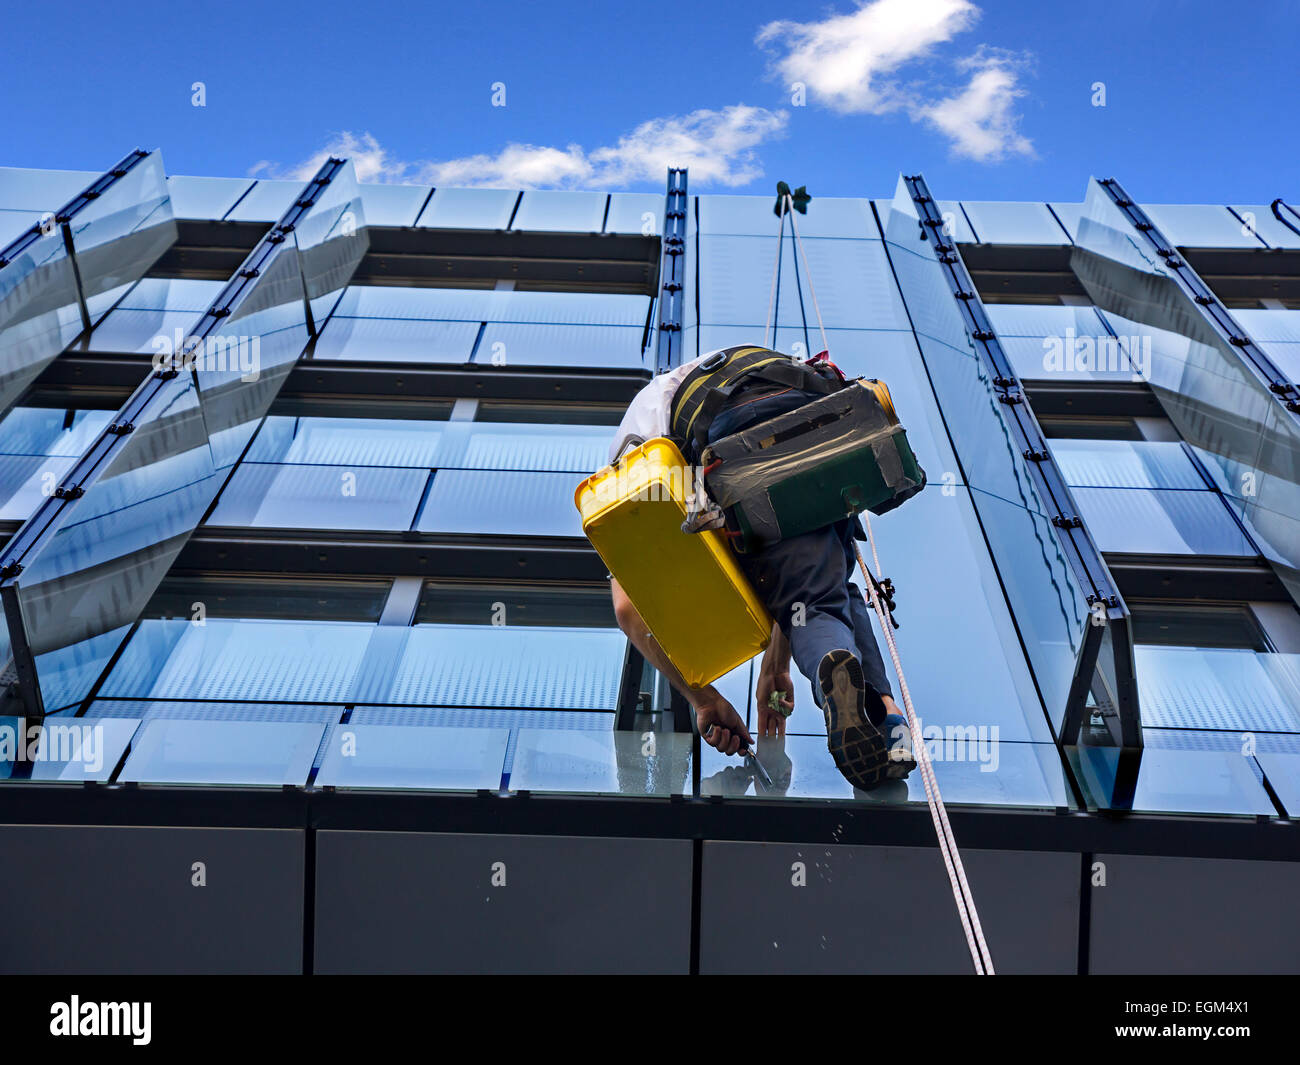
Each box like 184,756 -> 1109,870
772,184 -> 996,976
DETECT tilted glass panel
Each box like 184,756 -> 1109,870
511,191 -> 606,233
6,374 -> 219,713
63,151 -> 176,323
83,277 -> 224,354
1072,177 -> 1300,600
474,322 -> 645,369
415,187 -> 517,230
1134,647 -> 1300,733
958,202 -> 1071,245
315,724 -> 510,791
0,408 -> 114,520
1049,203 -> 1084,242
0,714 -> 138,782
0,222 -> 86,417
1049,440 -> 1206,490
165,176 -> 254,220
117,719 -> 325,786
509,731 -> 692,797
1,163 -> 367,715
246,415 -> 448,467
1069,487 -> 1256,556
355,183 -> 430,227
882,176 -> 1094,734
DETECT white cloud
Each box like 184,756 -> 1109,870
252,106 -> 788,190
757,0 -> 978,114
756,0 -> 1034,163
917,52 -> 1034,161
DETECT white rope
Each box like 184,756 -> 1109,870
778,190 -> 995,975
763,205 -> 787,350
784,200 -> 830,356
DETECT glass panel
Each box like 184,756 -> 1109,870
985,303 -> 1106,338
0,407 -> 114,456
330,285 -> 494,320
475,322 -> 645,369
1231,308 -> 1300,343
958,202 -> 1071,245
315,724 -> 509,790
246,415 -> 448,466
165,176 -> 254,220
1069,745 -> 1274,815
83,308 -> 206,354
416,468 -> 583,537
116,277 -> 225,312
605,193 -> 662,236
117,719 -> 324,786
1139,203 -> 1266,249
355,183 -> 430,227
416,583 -> 616,627
0,167 -> 99,211
0,220 -> 86,416
415,187 -> 517,230
0,714 -> 138,782
1049,203 -> 1083,242
509,730 -> 692,796
1129,602 -> 1267,651
701,736 -> 1070,807
1229,205 -> 1300,250
143,575 -> 391,622
1256,752 -> 1300,815
1049,440 -> 1205,489
999,334 -> 1137,381
207,462 -> 427,530
223,179 -> 301,222
699,235 -> 909,334
511,191 -> 606,233
698,195 -> 878,239
311,317 -> 480,363
1134,647 -> 1300,732
1069,487 -> 1255,556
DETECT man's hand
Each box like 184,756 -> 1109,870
756,666 -> 794,738
694,688 -> 754,756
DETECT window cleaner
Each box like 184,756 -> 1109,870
576,182 -> 994,973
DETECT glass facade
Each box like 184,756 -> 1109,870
2,159 -> 1298,836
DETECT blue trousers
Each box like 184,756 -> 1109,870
706,388 -> 894,716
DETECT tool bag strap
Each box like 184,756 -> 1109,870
670,346 -> 842,454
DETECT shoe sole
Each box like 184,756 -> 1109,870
818,650 -> 888,790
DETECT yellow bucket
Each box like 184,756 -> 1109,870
575,438 -> 772,688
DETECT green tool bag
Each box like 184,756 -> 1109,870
700,378 -> 926,553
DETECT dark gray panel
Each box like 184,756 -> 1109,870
701,842 -> 1078,974
0,825 -> 303,974
1090,853 -> 1300,974
315,831 -> 691,973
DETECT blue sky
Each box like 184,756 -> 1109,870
1,0 -> 1294,204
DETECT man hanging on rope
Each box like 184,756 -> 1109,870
607,342 -> 917,791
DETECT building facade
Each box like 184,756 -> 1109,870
0,152 -> 1297,973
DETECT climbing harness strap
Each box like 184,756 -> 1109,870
771,185 -> 995,976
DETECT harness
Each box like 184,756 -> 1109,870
668,344 -> 845,459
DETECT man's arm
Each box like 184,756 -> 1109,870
610,578 -> 753,755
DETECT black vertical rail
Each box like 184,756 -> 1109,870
901,174 -> 1141,749
1095,178 -> 1300,415
654,168 -> 688,374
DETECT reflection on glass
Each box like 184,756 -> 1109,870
0,715 -> 138,782
509,730 -> 691,796
1069,745 -> 1274,816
